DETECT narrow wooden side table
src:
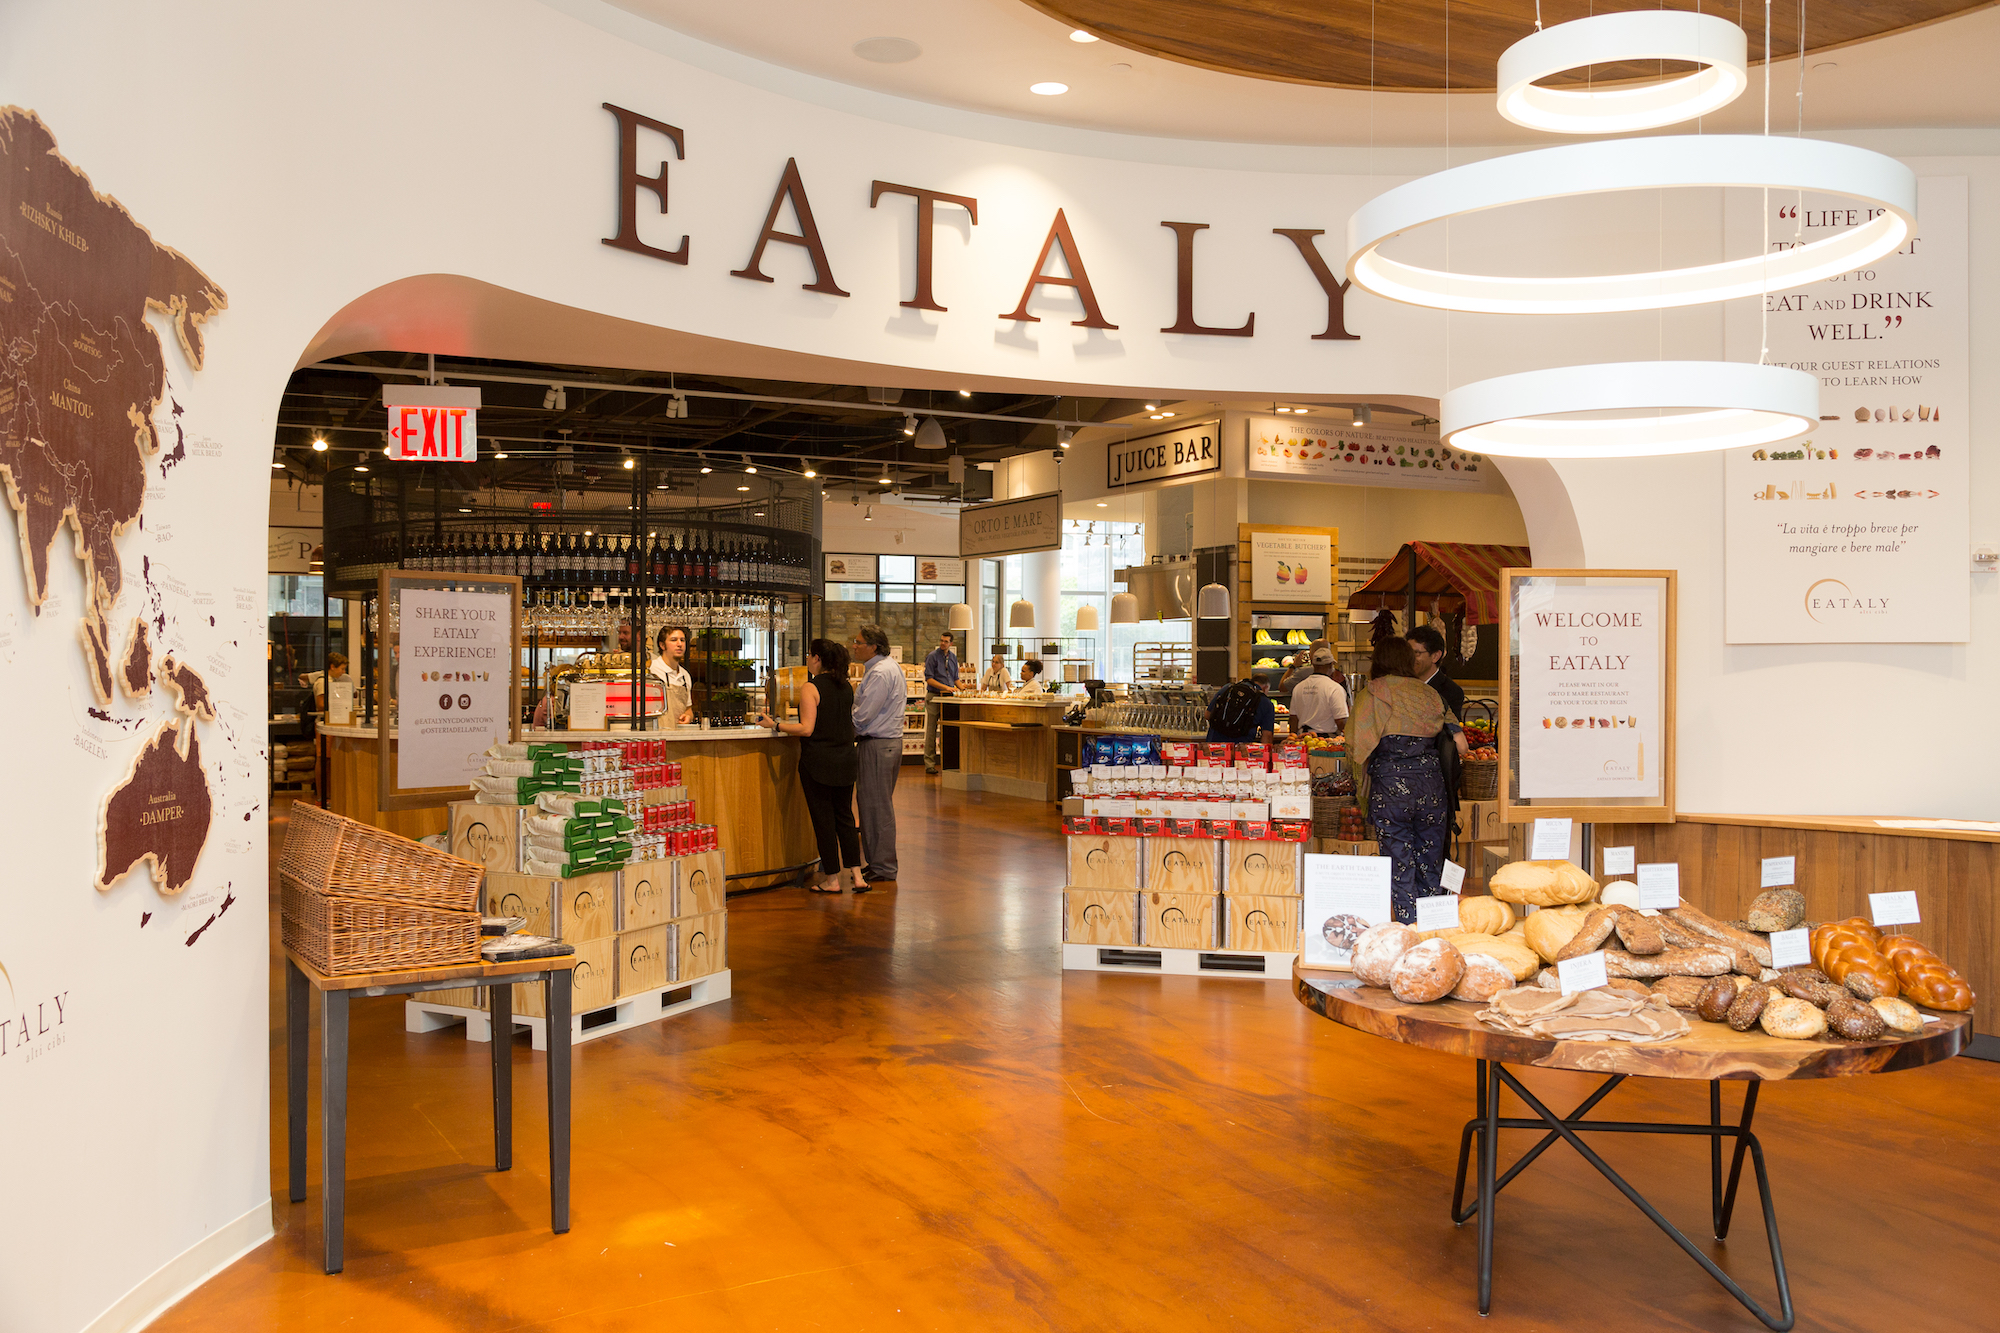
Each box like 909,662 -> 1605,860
284,948 -> 577,1274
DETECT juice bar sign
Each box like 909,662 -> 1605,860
1108,419 -> 1221,489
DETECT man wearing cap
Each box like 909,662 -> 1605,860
1288,643 -> 1350,737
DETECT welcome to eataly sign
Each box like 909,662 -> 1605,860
599,103 -> 1363,343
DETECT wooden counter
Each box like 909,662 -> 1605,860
1537,813 -> 1998,1037
318,725 -> 819,890
939,697 -> 1074,802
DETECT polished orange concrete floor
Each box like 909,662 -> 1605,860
159,781 -> 1998,1331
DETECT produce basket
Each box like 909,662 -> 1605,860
280,875 -> 481,976
280,801 -> 484,912
1461,757 -> 1500,801
1460,700 -> 1500,800
1311,795 -> 1357,839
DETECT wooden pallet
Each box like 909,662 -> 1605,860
403,970 -> 731,1050
1060,943 -> 1297,980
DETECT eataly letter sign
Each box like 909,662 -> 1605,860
600,103 -> 1362,341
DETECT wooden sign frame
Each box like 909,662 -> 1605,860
1499,568 -> 1676,826
378,570 -> 522,812
1235,524 -> 1340,679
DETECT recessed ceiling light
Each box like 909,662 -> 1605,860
1149,414 -> 1165,420
736,485 -> 751,491
459,507 -> 472,513
754,511 -> 765,517
1160,411 -> 1175,418
656,483 -> 669,490
354,464 -> 369,472
494,451 -> 509,459
745,465 -> 757,474
1030,81 -> 1069,96
879,475 -> 892,484
958,389 -> 972,397
854,36 -> 921,63
1096,502 -> 1108,508
623,457 -> 635,469
804,468 -> 817,478
270,461 -> 285,469
699,464 -> 712,474
1069,29 -> 1098,43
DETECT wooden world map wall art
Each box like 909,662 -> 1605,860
0,108 -> 234,913
1022,0 -> 1990,90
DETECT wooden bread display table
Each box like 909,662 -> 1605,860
1294,964 -> 1969,1331
285,948 -> 577,1274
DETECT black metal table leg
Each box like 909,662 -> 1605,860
1717,1082 -> 1762,1240
1711,1080 -> 1724,1235
491,981 -> 513,1172
1491,1066 -> 1794,1331
321,988 -> 350,1275
286,958 -> 309,1204
547,968 -> 572,1235
1453,1065 -> 1625,1224
1478,1060 -> 1498,1315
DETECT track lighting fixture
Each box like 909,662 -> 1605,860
310,436 -> 327,452
903,413 -> 917,436
1056,426 -> 1073,448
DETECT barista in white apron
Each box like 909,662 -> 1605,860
650,625 -> 695,725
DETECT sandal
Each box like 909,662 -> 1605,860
809,878 -> 843,894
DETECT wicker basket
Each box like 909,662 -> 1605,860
280,875 -> 481,975
280,801 -> 484,912
1312,794 -> 1360,839
1461,757 -> 1500,801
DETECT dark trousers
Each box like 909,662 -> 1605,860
799,773 -> 861,878
1367,736 -> 1451,923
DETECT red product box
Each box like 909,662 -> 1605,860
1136,817 -> 1167,837
1170,818 -> 1203,839
1202,742 -> 1234,767
1161,741 -> 1197,767
1239,820 -> 1271,841
1099,817 -> 1136,837
1271,819 -> 1312,843
1063,815 -> 1101,836
1237,743 -> 1268,770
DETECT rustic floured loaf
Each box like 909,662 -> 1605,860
1489,860 -> 1600,907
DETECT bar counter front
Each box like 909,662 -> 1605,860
317,724 -> 818,890
938,696 -> 1075,802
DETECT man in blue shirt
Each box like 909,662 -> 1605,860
849,623 -> 905,889
1206,677 -> 1277,745
921,631 -> 959,775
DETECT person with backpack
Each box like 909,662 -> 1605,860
1349,637 -> 1467,923
1206,676 -> 1275,745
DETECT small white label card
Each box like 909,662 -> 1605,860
1440,860 -> 1467,893
1557,951 -> 1609,995
1636,862 -> 1681,910
1768,928 -> 1812,969
1869,890 -> 1921,927
1760,856 -> 1796,888
1415,895 -> 1461,932
1602,845 -> 1636,876
1530,817 -> 1574,861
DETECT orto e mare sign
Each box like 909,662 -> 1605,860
1108,419 -> 1221,489
384,385 -> 483,461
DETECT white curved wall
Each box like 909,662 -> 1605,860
0,1 -> 1994,1329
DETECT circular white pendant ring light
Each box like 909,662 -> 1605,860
1441,361 -> 1819,459
1497,11 -> 1747,135
1346,136 -> 1916,314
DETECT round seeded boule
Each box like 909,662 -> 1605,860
1760,995 -> 1829,1040
1351,922 -> 1420,988
1746,887 -> 1806,933
1451,952 -> 1516,1002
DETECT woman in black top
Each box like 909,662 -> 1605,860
756,638 -> 862,893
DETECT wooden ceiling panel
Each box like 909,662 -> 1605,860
1020,0 -> 1994,90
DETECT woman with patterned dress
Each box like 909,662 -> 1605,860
1348,637 -> 1467,923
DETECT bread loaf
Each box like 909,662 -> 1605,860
1655,915 -> 1761,975
1875,934 -> 1975,1012
1489,860 -> 1600,907
1613,913 -> 1666,955
1777,971 -> 1847,1009
1747,887 -> 1806,933
1760,995 -> 1828,1040
1664,904 -> 1773,968
1605,978 -> 1653,998
1554,906 -> 1625,962
1869,996 -> 1924,1034
1603,946 -> 1734,980
1524,903 -> 1594,963
1695,975 -> 1738,1023
1808,923 -> 1900,1001
1451,931 -> 1540,981
1725,981 -> 1773,1031
1352,923 -> 1420,988
1451,952 -> 1516,1003
1650,976 -> 1710,1009
1598,881 -> 1642,910
1456,895 -> 1515,936
1390,938 -> 1465,1003
1534,967 -> 1562,990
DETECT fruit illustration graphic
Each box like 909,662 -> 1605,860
1293,565 -> 1309,585
1275,561 -> 1292,582
1542,717 -> 1552,729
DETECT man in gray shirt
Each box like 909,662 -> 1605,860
849,623 -> 905,889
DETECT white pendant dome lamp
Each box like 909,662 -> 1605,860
1345,136 -> 1916,315
1196,582 -> 1232,619
1075,603 -> 1101,631
1497,11 -> 1748,135
1441,361 -> 1819,460
1008,597 -> 1036,628
947,602 -> 973,631
1109,591 -> 1139,624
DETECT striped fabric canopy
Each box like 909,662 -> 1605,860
1344,542 -> 1532,625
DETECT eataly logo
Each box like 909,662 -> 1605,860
601,103 -> 1362,341
0,957 -> 69,1062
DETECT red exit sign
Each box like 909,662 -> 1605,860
382,385 -> 482,461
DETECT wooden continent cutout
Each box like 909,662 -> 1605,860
97,718 -> 212,895
158,652 -> 215,724
120,615 -> 152,699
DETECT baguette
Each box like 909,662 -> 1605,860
1602,946 -> 1735,980
1665,904 -> 1773,968
1555,906 -> 1626,962
1655,915 -> 1761,975
1614,913 -> 1666,955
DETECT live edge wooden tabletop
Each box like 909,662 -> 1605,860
283,946 -> 576,994
1294,962 -> 1970,1081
